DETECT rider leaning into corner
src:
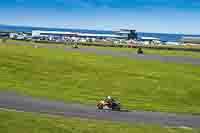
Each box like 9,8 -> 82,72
97,96 -> 121,111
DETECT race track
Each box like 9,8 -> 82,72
6,42 -> 200,65
0,92 -> 200,128
64,47 -> 200,65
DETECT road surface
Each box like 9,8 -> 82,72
64,47 -> 200,65
6,42 -> 200,65
0,92 -> 200,128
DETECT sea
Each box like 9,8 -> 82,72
1,24 -> 200,42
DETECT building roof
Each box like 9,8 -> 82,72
32,30 -> 123,38
182,36 -> 200,44
116,31 -> 130,34
182,36 -> 200,39
32,30 -> 77,35
140,37 -> 160,40
78,33 -> 122,38
114,29 -> 135,34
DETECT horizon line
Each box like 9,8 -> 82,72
0,23 -> 200,36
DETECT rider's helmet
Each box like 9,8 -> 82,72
106,96 -> 114,103
107,96 -> 112,100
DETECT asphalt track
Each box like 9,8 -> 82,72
64,47 -> 200,65
0,92 -> 200,128
6,42 -> 200,65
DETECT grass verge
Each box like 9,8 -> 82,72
0,110 -> 198,133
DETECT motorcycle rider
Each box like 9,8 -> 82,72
137,47 -> 144,54
104,96 -> 115,104
96,96 -> 120,110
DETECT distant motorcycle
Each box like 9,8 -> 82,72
97,99 -> 121,111
137,48 -> 144,54
72,43 -> 79,49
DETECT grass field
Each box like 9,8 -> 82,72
0,110 -> 197,133
7,39 -> 200,58
0,43 -> 200,113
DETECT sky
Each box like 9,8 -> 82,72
0,0 -> 200,34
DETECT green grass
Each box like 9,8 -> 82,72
0,43 -> 200,114
0,110 -> 198,133
7,39 -> 200,58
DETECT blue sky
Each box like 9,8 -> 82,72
0,0 -> 200,34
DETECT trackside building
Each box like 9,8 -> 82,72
32,29 -> 137,40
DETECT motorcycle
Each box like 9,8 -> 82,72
97,100 -> 121,111
72,43 -> 79,49
137,48 -> 144,54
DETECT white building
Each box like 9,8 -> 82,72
181,36 -> 200,45
138,37 -> 161,45
114,29 -> 137,40
32,30 -> 124,41
9,33 -> 18,39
